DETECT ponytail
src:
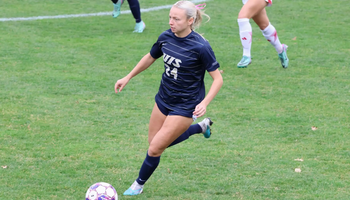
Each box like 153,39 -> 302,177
173,1 -> 210,30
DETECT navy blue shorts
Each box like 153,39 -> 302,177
155,98 -> 193,118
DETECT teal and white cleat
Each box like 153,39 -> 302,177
201,118 -> 213,138
237,55 -> 251,68
278,44 -> 289,68
123,181 -> 144,196
112,0 -> 124,18
133,21 -> 146,33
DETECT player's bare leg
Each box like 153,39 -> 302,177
239,0 -> 267,19
149,115 -> 193,157
124,116 -> 192,196
148,103 -> 166,145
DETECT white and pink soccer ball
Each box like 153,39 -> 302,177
86,182 -> 118,200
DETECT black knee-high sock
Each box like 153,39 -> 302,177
136,152 -> 160,185
127,0 -> 141,23
168,124 -> 202,148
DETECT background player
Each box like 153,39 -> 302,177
237,0 -> 289,68
111,0 -> 145,33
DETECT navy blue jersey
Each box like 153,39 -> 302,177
150,29 -> 220,112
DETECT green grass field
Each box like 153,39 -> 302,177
1,0 -> 349,199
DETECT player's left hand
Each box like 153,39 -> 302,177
193,103 -> 207,118
115,76 -> 130,94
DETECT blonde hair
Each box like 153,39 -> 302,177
173,0 -> 210,30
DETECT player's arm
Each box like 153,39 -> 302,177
193,69 -> 223,117
203,69 -> 223,106
115,53 -> 156,93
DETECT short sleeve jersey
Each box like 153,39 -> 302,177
150,29 -> 220,112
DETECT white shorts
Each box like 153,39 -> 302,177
242,0 -> 272,7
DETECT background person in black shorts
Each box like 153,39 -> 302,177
111,0 -> 145,33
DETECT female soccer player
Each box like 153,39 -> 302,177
237,0 -> 289,68
111,0 -> 145,33
114,1 -> 223,195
